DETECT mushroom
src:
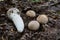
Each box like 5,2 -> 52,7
26,10 -> 36,17
28,21 -> 40,30
0,0 -> 4,1
7,8 -> 24,32
37,14 -> 48,24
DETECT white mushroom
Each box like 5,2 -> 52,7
26,10 -> 36,17
28,21 -> 40,30
0,0 -> 4,1
7,8 -> 24,32
37,14 -> 48,24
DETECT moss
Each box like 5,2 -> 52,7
57,11 -> 60,14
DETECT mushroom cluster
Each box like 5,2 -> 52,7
26,10 -> 49,30
7,8 -> 49,32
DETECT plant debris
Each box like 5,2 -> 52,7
0,0 -> 60,40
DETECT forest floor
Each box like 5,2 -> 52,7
0,0 -> 60,40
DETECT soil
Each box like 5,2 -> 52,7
0,0 -> 60,40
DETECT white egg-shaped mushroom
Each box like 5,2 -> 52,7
26,10 -> 36,17
28,21 -> 40,30
37,14 -> 48,24
7,8 -> 24,32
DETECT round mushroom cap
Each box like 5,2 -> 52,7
7,8 -> 19,14
37,15 -> 48,24
28,21 -> 40,30
26,10 -> 36,17
7,8 -> 20,19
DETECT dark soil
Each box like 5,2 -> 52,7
0,0 -> 60,40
